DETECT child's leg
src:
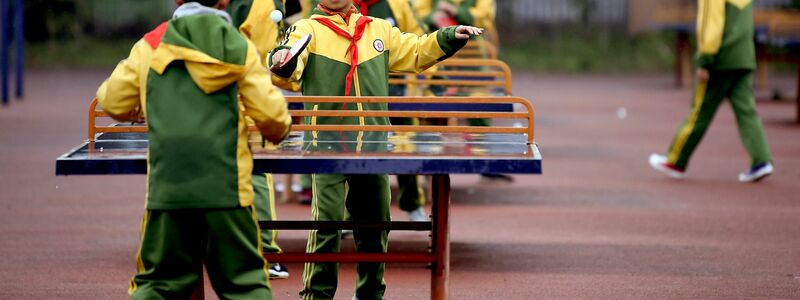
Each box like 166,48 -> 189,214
726,71 -> 772,167
204,206 -> 271,300
396,174 -> 425,212
129,210 -> 204,300
666,74 -> 729,169
346,174 -> 391,300
252,174 -> 282,254
390,117 -> 426,213
301,174 -> 347,300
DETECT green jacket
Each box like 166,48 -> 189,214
97,7 -> 291,210
695,0 -> 756,70
269,9 -> 466,150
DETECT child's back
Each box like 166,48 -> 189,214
96,2 -> 291,299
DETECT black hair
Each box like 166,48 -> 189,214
184,0 -> 221,7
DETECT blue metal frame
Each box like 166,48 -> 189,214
1,0 -> 9,105
287,102 -> 514,112
55,133 -> 542,176
55,147 -> 541,176
1,0 -> 22,104
13,0 -> 22,99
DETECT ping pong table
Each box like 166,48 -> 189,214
56,96 -> 541,300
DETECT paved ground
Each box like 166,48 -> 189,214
0,69 -> 798,299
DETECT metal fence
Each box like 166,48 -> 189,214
497,0 -> 794,27
36,0 -> 800,38
497,0 -> 628,25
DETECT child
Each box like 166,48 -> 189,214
299,0 -> 431,222
228,0 -> 292,279
414,0 -> 512,183
96,0 -> 292,298
649,0 -> 773,182
269,0 -> 481,299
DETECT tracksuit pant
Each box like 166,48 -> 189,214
300,174 -> 391,300
129,206 -> 271,300
252,174 -> 282,254
667,69 -> 772,169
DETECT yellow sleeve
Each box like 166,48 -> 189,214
386,22 -> 466,73
413,0 -> 433,21
96,40 -> 151,122
269,19 -> 313,92
301,0 -> 313,18
239,41 -> 292,143
239,0 -> 280,66
697,0 -> 725,55
388,0 -> 426,35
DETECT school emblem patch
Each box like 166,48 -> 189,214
373,39 -> 384,52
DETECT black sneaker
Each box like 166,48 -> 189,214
268,263 -> 289,279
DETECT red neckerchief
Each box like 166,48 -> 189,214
353,0 -> 381,15
316,3 -> 357,23
313,16 -> 373,98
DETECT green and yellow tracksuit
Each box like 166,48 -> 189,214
97,6 -> 291,299
270,8 -> 466,300
301,0 -> 429,216
666,0 -> 771,170
228,0 -> 287,257
415,0 -> 497,127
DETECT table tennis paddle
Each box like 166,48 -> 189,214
270,33 -> 312,72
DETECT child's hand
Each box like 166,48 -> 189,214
454,26 -> 483,39
696,68 -> 710,82
271,49 -> 291,68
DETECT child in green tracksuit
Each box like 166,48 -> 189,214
300,0 -> 430,222
270,0 -> 481,298
228,0 -> 292,279
649,0 -> 773,182
97,0 -> 292,298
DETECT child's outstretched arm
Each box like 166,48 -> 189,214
240,40 -> 292,143
387,24 -> 482,73
96,40 -> 151,122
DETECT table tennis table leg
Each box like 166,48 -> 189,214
430,174 -> 450,300
189,275 -> 205,300
674,31 -> 691,89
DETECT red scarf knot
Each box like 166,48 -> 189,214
314,16 -> 373,100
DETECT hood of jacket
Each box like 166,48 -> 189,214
149,4 -> 247,94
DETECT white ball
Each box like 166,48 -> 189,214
270,10 -> 283,23
616,107 -> 627,119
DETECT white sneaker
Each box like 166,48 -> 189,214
406,206 -> 429,222
268,263 -> 289,279
738,162 -> 773,182
648,153 -> 686,179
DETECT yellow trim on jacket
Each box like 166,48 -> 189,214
97,36 -> 291,208
271,12 -> 449,91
